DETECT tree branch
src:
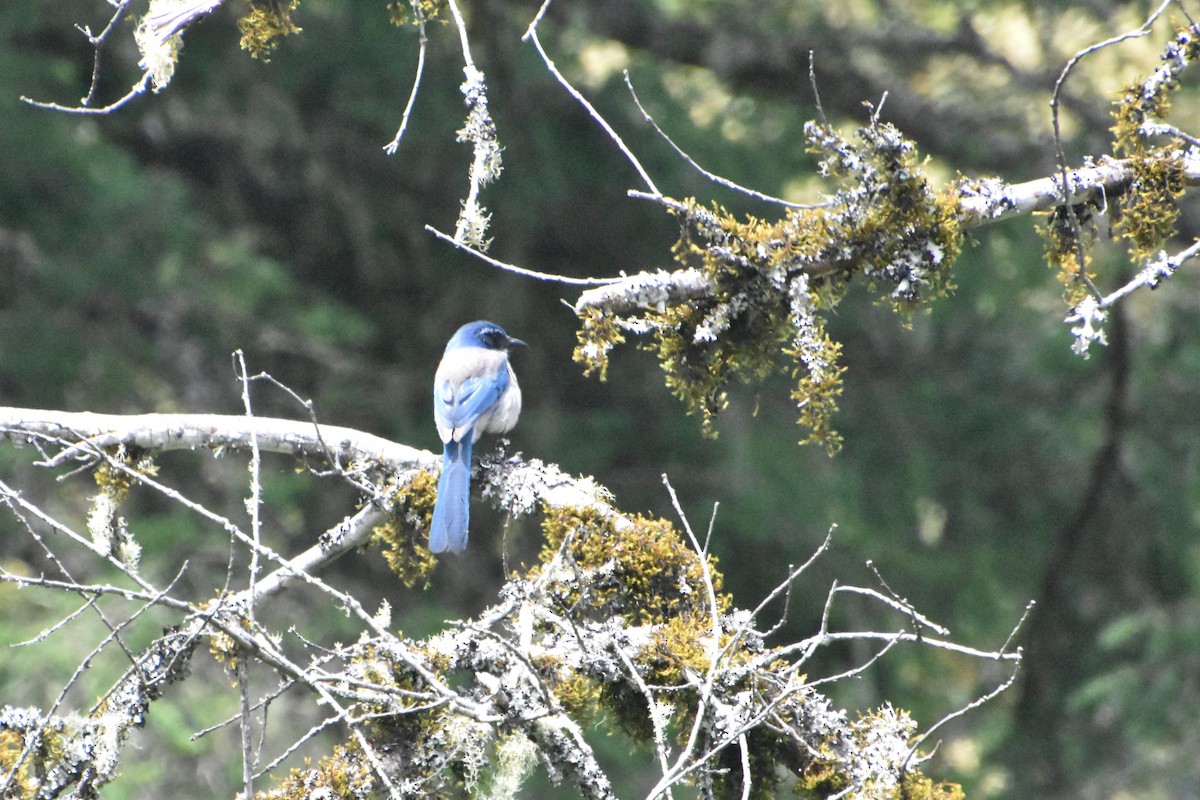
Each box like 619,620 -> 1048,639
576,151 -> 1200,316
0,407 -> 438,472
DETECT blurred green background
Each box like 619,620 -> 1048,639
3,0 -> 1200,797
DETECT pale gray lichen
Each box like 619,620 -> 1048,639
845,705 -> 918,792
1065,295 -> 1108,358
454,66 -> 504,249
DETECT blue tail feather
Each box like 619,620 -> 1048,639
430,436 -> 473,553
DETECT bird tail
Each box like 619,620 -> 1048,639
430,436 -> 473,553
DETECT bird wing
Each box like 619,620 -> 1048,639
434,362 -> 510,442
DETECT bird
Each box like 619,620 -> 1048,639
429,320 -> 524,554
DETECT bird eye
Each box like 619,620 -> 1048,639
482,329 -> 504,348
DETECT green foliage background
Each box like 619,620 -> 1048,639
3,0 -> 1200,798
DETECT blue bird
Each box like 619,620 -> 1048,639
430,321 -> 524,553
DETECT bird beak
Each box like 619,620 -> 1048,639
508,336 -> 527,349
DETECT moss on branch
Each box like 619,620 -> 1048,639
576,119 -> 963,453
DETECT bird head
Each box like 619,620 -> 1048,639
446,321 -> 526,353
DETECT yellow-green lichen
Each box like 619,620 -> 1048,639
255,742 -> 375,799
530,652 -> 602,720
1041,203 -> 1098,307
640,295 -> 781,439
369,471 -> 438,588
207,617 -> 250,675
88,447 -> 155,566
1111,147 -> 1185,265
574,119 -> 963,454
0,729 -> 36,797
536,505 -> 728,626
805,121 -> 964,313
1041,23 -> 1200,305
1106,24 -> 1200,267
573,307 -> 626,381
897,772 -> 966,800
239,0 -> 302,60
639,613 -> 725,687
92,446 -> 156,499
387,0 -> 447,25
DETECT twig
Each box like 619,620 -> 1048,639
622,72 -> 828,210
234,353 -> 263,630
383,0 -> 429,155
755,524 -> 835,638
616,646 -> 676,796
644,474 -> 729,800
1141,120 -> 1200,148
802,636 -> 902,689
835,584 -> 948,636
1048,0 -> 1176,303
251,713 -> 341,779
21,73 -> 152,115
1000,600 -> 1036,654
19,0 -> 147,113
444,0 -> 475,70
236,658 -> 255,800
780,630 -> 1024,664
425,225 -> 623,285
1100,238 -> 1200,307
903,659 -> 1021,769
246,369 -> 377,501
9,596 -> 98,647
808,51 -> 828,126
523,10 -> 660,196
233,351 -> 262,800
81,0 -> 139,106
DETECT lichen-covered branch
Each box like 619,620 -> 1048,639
0,407 -> 1016,799
0,407 -> 438,472
572,22 -> 1200,453
577,150 -> 1200,317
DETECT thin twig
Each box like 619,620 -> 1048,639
444,0 -> 475,70
425,225 -> 623,284
81,0 -> 140,106
622,72 -> 829,210
523,13 -> 660,195
235,351 -> 262,799
779,629 -> 1024,664
246,369 -> 376,498
251,714 -> 342,779
1048,0 -> 1175,303
1100,238 -> 1200,307
236,657 -> 255,800
383,0 -> 429,155
22,73 -> 152,115
9,596 -> 98,647
756,524 -> 835,638
808,51 -> 828,126
903,659 -> 1021,769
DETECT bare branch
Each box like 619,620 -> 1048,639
623,72 -> 829,210
383,0 -> 429,155
426,225 -> 624,285
523,8 -> 660,196
22,73 -> 152,115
